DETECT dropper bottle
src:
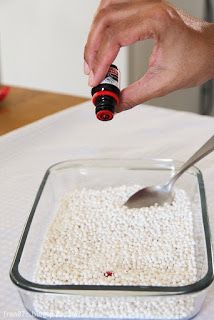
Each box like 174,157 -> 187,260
91,64 -> 120,121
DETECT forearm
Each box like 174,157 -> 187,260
204,23 -> 214,79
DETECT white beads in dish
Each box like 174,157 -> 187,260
34,185 -> 197,319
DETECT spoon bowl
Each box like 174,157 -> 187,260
125,184 -> 174,208
125,135 -> 214,209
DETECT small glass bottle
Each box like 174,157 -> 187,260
91,64 -> 120,121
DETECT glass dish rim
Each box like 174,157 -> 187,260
10,158 -> 213,296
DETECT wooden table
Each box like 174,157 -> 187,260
0,86 -> 88,135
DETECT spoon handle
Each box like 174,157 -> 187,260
168,135 -> 214,188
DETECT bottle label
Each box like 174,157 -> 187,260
101,65 -> 120,89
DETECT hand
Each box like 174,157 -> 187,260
84,0 -> 214,112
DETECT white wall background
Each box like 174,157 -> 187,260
0,0 -> 128,97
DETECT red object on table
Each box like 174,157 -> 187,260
0,86 -> 10,102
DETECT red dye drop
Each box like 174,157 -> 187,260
104,271 -> 113,277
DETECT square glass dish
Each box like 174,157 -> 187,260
10,158 -> 213,320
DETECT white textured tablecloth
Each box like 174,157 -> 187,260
0,101 -> 214,319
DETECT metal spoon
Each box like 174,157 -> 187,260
125,135 -> 214,209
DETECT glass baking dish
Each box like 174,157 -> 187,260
10,158 -> 213,320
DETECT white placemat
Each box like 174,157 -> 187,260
0,101 -> 214,319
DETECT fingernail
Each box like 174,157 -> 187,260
84,60 -> 90,75
88,71 -> 94,86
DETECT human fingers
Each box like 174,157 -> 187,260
87,4 -> 168,86
116,67 -> 177,113
84,1 -> 139,76
98,0 -> 130,9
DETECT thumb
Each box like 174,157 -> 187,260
116,67 -> 173,113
